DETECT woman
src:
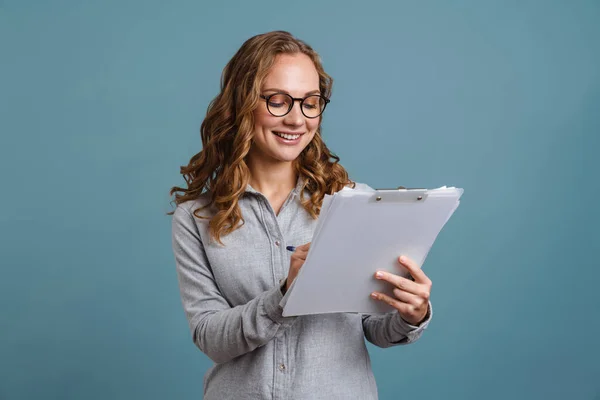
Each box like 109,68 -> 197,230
170,30 -> 432,399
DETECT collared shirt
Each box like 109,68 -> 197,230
171,179 -> 432,400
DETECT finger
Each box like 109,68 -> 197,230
294,245 -> 310,256
293,243 -> 310,254
391,288 -> 420,305
392,288 -> 429,308
292,244 -> 310,261
292,254 -> 306,261
370,292 -> 412,315
398,256 -> 431,285
374,270 -> 420,295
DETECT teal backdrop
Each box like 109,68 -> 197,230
1,1 -> 599,399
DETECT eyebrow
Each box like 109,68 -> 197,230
262,88 -> 321,96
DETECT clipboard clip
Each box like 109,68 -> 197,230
373,186 -> 428,203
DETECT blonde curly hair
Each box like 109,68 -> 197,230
169,31 -> 354,244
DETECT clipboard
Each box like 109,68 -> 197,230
280,185 -> 464,317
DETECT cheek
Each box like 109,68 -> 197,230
254,109 -> 276,131
307,118 -> 320,133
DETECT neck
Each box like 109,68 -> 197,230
246,155 -> 297,198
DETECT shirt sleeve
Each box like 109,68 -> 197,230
171,205 -> 297,364
361,302 -> 432,347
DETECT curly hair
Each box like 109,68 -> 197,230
169,31 -> 354,244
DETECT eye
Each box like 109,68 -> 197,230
267,94 -> 290,108
303,96 -> 321,110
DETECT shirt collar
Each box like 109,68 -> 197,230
245,175 -> 305,198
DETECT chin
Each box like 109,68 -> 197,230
272,149 -> 304,163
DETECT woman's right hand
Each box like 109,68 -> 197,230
285,243 -> 311,292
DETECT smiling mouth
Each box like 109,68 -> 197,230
273,131 -> 302,140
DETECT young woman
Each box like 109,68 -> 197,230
170,30 -> 432,400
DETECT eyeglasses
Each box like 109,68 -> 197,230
259,93 -> 330,118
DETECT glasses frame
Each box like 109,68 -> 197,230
259,93 -> 330,119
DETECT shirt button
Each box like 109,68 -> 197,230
275,240 -> 280,247
279,364 -> 286,371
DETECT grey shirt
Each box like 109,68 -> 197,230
171,179 -> 432,400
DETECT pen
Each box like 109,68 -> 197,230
286,246 -> 296,252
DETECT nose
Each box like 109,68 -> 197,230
283,101 -> 304,127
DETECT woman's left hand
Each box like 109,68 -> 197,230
371,255 -> 431,326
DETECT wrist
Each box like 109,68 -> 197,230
401,303 -> 429,326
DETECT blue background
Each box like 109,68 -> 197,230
1,1 -> 599,399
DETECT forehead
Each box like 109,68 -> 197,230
262,53 -> 320,95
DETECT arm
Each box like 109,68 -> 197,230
362,302 -> 432,348
171,205 -> 296,364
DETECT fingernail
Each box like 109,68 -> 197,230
370,293 -> 378,299
399,256 -> 407,263
375,271 -> 383,278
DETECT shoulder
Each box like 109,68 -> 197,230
172,193 -> 214,222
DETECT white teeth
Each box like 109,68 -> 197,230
274,132 -> 300,140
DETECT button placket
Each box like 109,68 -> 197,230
258,196 -> 288,286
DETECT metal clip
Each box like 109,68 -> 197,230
373,187 -> 428,203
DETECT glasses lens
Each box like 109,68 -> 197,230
266,94 -> 292,116
302,95 -> 326,118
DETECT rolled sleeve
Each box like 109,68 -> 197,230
362,301 -> 432,347
389,301 -> 432,342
